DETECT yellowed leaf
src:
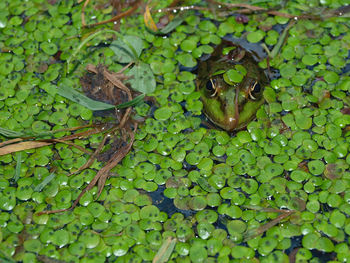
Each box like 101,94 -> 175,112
144,5 -> 158,32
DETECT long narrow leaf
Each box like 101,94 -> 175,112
0,141 -> 52,156
116,94 -> 145,109
160,12 -> 189,34
57,85 -> 115,111
34,173 -> 56,192
270,20 -> 295,59
153,237 -> 177,263
0,127 -> 26,138
13,152 -> 22,182
67,29 -> 118,74
0,252 -> 16,263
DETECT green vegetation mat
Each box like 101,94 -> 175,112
0,0 -> 350,262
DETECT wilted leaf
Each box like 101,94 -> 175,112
0,141 -> 51,156
144,5 -> 158,32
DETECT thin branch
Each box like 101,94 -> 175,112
82,0 -> 141,28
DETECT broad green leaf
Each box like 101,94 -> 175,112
159,12 -> 188,34
110,35 -> 144,63
126,62 -> 156,94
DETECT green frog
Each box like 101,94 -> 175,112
197,40 -> 268,132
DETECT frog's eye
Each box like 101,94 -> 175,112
206,79 -> 218,97
248,81 -> 261,100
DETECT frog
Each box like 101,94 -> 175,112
197,40 -> 268,132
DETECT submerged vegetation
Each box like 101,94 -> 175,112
0,0 -> 350,262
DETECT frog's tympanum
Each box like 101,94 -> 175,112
197,40 -> 268,132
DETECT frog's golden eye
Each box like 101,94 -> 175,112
248,81 -> 261,100
206,78 -> 218,97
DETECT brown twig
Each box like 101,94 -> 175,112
37,65 -> 137,215
81,0 -> 90,27
85,64 -> 132,95
40,139 -> 92,155
155,6 -> 209,13
37,123 -> 137,215
0,124 -> 95,149
243,210 -> 295,241
82,0 -> 141,28
96,124 -> 137,198
206,0 -> 319,19
0,138 -> 24,148
68,126 -> 117,176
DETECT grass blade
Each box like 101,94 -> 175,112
116,94 -> 145,109
13,152 -> 22,182
34,173 -> 56,192
0,127 -> 25,138
153,237 -> 177,263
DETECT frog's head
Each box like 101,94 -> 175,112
197,42 -> 267,132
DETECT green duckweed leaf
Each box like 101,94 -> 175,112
247,30 -> 265,43
154,107 -> 172,120
52,229 -> 69,247
69,241 -> 86,257
190,244 -> 207,262
302,54 -> 318,66
176,53 -> 197,67
224,68 -> 244,84
41,42 -> 58,55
